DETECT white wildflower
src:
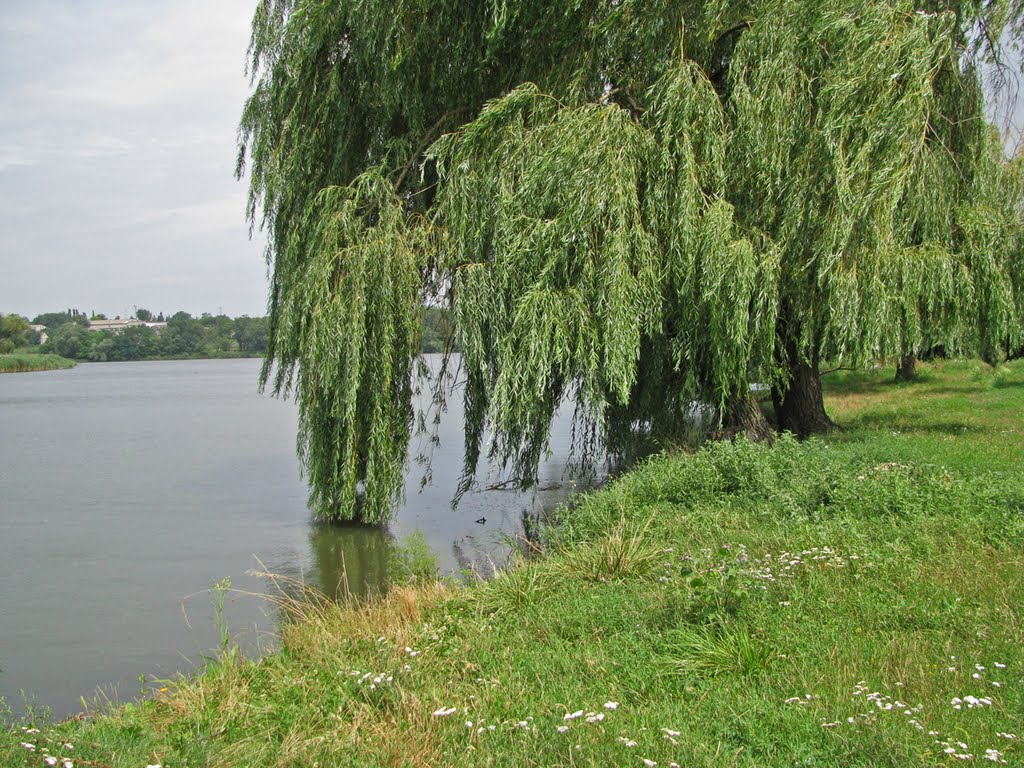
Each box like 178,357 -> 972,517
432,706 -> 458,717
564,710 -> 584,721
557,725 -> 569,733
643,760 -> 658,767
603,701 -> 620,710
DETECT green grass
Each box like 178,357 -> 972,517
0,353 -> 76,373
3,360 -> 1023,767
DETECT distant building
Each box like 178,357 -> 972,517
87,318 -> 167,334
29,324 -> 48,344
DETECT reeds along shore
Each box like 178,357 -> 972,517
0,354 -> 76,373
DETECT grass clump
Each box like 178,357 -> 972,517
0,353 -> 75,373
2,360 -> 1023,767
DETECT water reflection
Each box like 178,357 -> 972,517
307,522 -> 395,600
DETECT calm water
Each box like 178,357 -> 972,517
0,358 -> 579,718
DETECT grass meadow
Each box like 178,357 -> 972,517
2,359 -> 1023,767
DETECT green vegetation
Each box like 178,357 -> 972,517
0,314 -> 37,353
238,0 -> 1024,523
0,354 -> 76,374
39,311 -> 271,362
3,360 -> 1022,766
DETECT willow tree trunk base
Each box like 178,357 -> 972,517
895,354 -> 916,382
772,360 -> 834,437
717,394 -> 774,444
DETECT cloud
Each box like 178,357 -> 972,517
0,0 -> 268,318
127,192 -> 251,238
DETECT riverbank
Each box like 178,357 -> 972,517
3,360 -> 1022,767
0,353 -> 76,373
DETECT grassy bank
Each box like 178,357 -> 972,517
3,360 -> 1023,767
0,353 -> 76,373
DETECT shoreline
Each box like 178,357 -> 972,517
0,354 -> 76,374
3,360 -> 1022,767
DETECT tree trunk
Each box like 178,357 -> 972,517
895,353 -> 916,382
718,393 -> 774,444
772,350 -> 833,437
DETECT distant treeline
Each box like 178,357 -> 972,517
2,308 -> 269,362
2,306 -> 456,363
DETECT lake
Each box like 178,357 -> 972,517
0,357 -> 580,719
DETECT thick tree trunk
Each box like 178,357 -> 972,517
895,354 -> 916,382
772,350 -> 834,437
718,393 -> 774,444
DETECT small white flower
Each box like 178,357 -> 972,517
557,725 -> 569,733
20,743 -> 35,751
62,761 -> 74,768
643,760 -> 658,767
662,728 -> 681,738
603,701 -> 620,710
994,662 -> 1007,669
432,706 -> 457,717
564,710 -> 584,721
44,758 -> 58,767
585,713 -> 605,723
617,737 -> 638,747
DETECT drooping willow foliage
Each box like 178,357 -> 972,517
239,0 -> 1024,522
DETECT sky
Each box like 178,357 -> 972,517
0,0 -> 267,320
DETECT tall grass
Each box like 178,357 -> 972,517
2,360 -> 1023,767
0,353 -> 75,373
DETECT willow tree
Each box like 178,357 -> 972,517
239,0 -> 1023,522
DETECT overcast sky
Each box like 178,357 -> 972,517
0,0 -> 266,320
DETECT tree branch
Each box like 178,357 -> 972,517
394,108 -> 470,191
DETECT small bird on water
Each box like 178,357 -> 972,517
475,517 -> 486,525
